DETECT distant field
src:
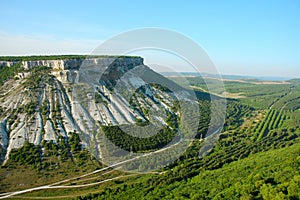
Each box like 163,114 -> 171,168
168,76 -> 299,110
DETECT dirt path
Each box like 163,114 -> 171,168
0,129 -> 185,199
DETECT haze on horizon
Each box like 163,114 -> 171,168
0,0 -> 299,78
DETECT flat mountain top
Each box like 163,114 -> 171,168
0,55 -> 142,61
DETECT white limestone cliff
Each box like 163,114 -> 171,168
0,56 -> 179,164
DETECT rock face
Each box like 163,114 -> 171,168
0,56 -> 184,164
0,61 -> 19,67
0,57 -> 144,70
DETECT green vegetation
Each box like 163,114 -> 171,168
272,84 -> 300,110
81,142 -> 300,200
1,131 -> 102,192
23,101 -> 37,115
9,141 -> 42,168
225,83 -> 290,109
252,109 -> 287,140
0,62 -> 22,85
169,76 -> 292,109
22,66 -> 52,90
102,125 -> 177,153
223,101 -> 253,131
6,132 -> 95,170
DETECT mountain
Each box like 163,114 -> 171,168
0,56 -> 213,169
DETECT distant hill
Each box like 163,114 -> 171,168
160,72 -> 292,81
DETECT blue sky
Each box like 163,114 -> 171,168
0,0 -> 300,77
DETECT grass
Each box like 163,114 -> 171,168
11,172 -> 144,199
0,155 -> 101,193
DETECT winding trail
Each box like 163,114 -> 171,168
0,129 -> 185,199
0,174 -> 138,199
0,125 -> 222,199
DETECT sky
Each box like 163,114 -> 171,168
0,0 -> 300,78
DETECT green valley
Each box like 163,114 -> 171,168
0,58 -> 299,200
